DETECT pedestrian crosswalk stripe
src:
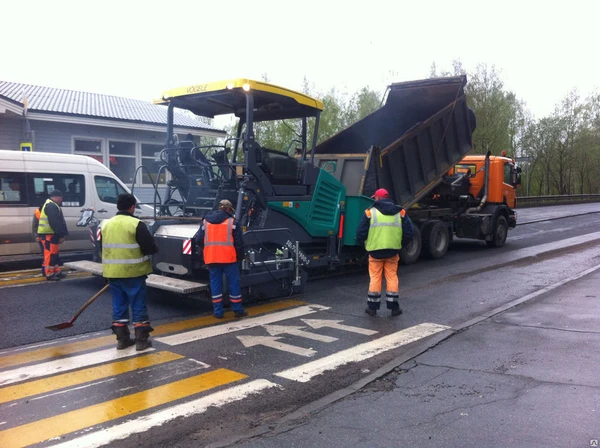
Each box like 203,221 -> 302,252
0,299 -> 306,370
0,351 -> 185,405
0,368 -> 247,448
157,304 -> 330,346
275,323 -> 451,383
0,336 -> 115,370
0,346 -> 155,387
50,379 -> 280,448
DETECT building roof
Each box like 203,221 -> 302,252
0,81 -> 225,134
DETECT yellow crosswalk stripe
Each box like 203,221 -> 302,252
0,351 -> 184,405
0,368 -> 247,448
0,299 -> 306,369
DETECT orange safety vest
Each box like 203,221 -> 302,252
203,218 -> 237,264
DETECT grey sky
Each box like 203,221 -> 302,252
2,0 -> 597,124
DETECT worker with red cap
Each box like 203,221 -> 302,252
355,188 -> 414,316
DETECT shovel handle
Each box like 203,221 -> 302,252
71,284 -> 110,323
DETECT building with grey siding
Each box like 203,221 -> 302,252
0,81 -> 226,202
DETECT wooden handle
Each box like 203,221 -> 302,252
71,284 -> 110,322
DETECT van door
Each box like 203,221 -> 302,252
0,170 -> 31,256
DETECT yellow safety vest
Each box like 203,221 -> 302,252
37,199 -> 60,234
101,215 -> 153,278
365,208 -> 403,252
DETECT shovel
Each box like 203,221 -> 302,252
45,284 -> 110,331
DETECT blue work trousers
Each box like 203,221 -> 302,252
209,263 -> 243,316
110,277 -> 150,324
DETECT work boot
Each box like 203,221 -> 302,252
234,310 -> 248,318
365,308 -> 377,316
55,271 -> 67,279
391,307 -> 403,317
134,325 -> 154,351
111,325 -> 135,350
46,274 -> 61,281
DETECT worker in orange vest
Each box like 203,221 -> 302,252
196,199 -> 247,318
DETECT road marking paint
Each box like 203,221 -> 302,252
302,319 -> 378,335
0,368 -> 247,448
0,351 -> 184,404
0,300 -> 306,369
49,379 -> 280,448
263,324 -> 338,343
0,272 -> 91,287
0,336 -> 116,370
275,323 -> 450,383
0,347 -> 154,387
0,268 -> 41,278
151,299 -> 308,336
157,304 -> 331,346
237,335 -> 317,357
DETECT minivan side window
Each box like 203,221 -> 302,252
0,172 -> 27,205
28,173 -> 86,208
95,176 -> 127,204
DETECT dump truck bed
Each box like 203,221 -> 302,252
313,76 -> 476,208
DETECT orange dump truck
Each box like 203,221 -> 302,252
313,75 -> 521,264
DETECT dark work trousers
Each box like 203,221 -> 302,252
209,263 -> 243,317
110,277 -> 150,325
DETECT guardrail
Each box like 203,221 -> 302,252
517,194 -> 600,207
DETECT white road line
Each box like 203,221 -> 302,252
237,335 -> 317,357
275,323 -> 450,383
302,319 -> 378,335
156,304 -> 330,346
263,324 -> 338,343
0,347 -> 152,386
50,379 -> 281,448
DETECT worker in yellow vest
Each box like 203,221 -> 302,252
37,190 -> 69,281
101,193 -> 158,350
355,188 -> 414,316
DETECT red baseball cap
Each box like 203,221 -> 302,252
371,188 -> 390,199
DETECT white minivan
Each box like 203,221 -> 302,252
0,150 -> 152,258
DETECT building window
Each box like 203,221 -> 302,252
29,174 -> 85,207
141,143 -> 167,185
0,172 -> 27,204
74,139 -> 103,164
109,141 -> 136,186
94,175 -> 127,204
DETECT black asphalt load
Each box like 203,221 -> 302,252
232,267 -> 600,448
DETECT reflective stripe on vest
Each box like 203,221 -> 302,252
365,208 -> 403,252
101,215 -> 153,278
203,218 -> 237,264
37,199 -> 59,234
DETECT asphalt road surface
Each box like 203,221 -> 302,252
0,202 -> 599,447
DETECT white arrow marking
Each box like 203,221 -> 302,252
237,335 -> 317,357
301,319 -> 378,336
276,323 -> 451,382
263,325 -> 338,343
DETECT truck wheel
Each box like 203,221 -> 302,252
422,221 -> 449,259
400,226 -> 421,265
486,215 -> 508,248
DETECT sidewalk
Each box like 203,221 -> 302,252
234,268 -> 600,448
